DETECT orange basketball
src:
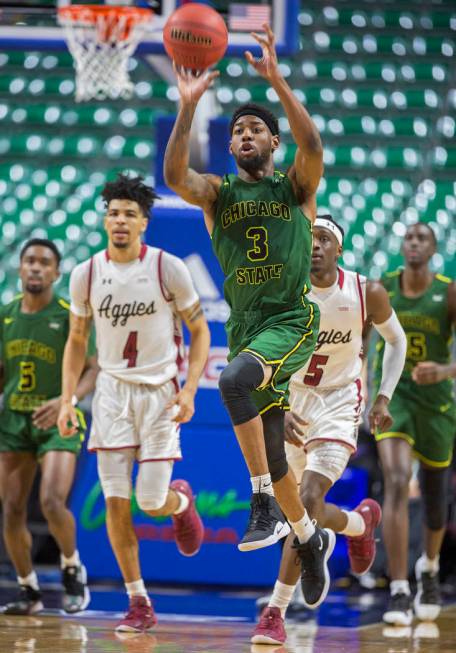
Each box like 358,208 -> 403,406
163,3 -> 228,70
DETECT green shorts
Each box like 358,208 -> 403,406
226,300 -> 319,414
375,391 -> 456,467
0,408 -> 85,458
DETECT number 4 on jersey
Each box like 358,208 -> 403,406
123,331 -> 138,368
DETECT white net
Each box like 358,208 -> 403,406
59,6 -> 152,102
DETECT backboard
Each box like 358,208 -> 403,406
0,0 -> 299,56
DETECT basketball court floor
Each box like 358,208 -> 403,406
0,581 -> 455,653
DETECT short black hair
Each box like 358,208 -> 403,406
101,173 -> 159,219
317,214 -> 345,242
229,103 -> 279,137
20,238 -> 61,266
406,221 -> 437,247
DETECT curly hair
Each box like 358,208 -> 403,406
101,173 -> 159,219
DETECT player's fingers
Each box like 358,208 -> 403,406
291,413 -> 308,426
262,23 -> 275,44
244,50 -> 257,66
250,32 -> 269,48
166,397 -> 178,409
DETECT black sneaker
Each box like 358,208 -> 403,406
62,564 -> 91,613
3,585 -> 43,615
414,558 -> 442,621
383,592 -> 413,626
238,493 -> 290,552
293,527 -> 335,609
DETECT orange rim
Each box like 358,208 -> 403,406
58,5 -> 153,25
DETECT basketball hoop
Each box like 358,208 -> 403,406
58,4 -> 153,102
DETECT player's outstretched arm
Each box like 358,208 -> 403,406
412,281 -> 456,384
164,66 -> 221,231
166,300 -> 210,423
366,281 -> 407,433
246,24 -> 323,214
58,312 -> 92,437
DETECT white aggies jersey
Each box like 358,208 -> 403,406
291,268 -> 367,391
70,244 -> 199,385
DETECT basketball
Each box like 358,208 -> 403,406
163,2 -> 228,70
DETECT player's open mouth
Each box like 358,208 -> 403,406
240,144 -> 254,153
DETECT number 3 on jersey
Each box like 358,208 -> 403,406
304,354 -> 329,386
123,331 -> 138,368
246,226 -> 268,262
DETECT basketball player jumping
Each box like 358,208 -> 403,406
251,216 -> 407,644
58,174 -> 210,632
164,24 -> 335,609
0,238 -> 97,615
374,222 -> 456,626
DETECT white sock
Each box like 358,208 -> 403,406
18,571 -> 39,591
174,491 -> 190,514
125,579 -> 150,604
418,553 -> 439,575
268,580 -> 296,618
390,580 -> 411,596
251,473 -> 274,496
340,510 -> 366,537
290,512 -> 315,543
61,550 -> 81,569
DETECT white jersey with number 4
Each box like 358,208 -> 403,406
291,268 -> 367,391
70,244 -> 199,385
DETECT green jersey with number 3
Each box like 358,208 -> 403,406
212,171 -> 313,313
374,270 -> 454,410
0,295 -> 94,412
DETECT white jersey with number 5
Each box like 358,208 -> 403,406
69,244 -> 198,385
291,268 -> 367,391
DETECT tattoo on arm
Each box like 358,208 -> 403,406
181,301 -> 204,325
70,313 -> 92,341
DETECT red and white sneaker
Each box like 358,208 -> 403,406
346,498 -> 382,575
115,596 -> 157,632
251,606 -> 286,645
170,479 -> 204,557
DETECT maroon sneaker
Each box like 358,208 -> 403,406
170,479 -> 204,557
346,498 -> 382,575
251,606 -> 286,645
115,596 -> 157,632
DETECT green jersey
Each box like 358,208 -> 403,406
0,295 -> 94,412
212,171 -> 313,314
374,270 -> 454,410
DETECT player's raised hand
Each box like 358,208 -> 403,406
166,386 -> 195,423
32,397 -> 61,430
284,410 -> 307,448
173,63 -> 220,105
368,394 -> 393,434
412,361 -> 449,385
245,23 -> 279,82
57,400 -> 79,438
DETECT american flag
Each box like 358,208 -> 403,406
228,3 -> 271,32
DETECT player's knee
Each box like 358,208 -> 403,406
218,354 -> 263,425
40,493 -> 66,521
2,500 -> 27,528
136,490 -> 168,515
99,476 -> 132,500
384,469 -> 411,500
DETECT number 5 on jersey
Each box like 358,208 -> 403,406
304,354 -> 329,387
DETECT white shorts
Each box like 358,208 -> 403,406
89,372 -> 182,462
285,381 -> 363,485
